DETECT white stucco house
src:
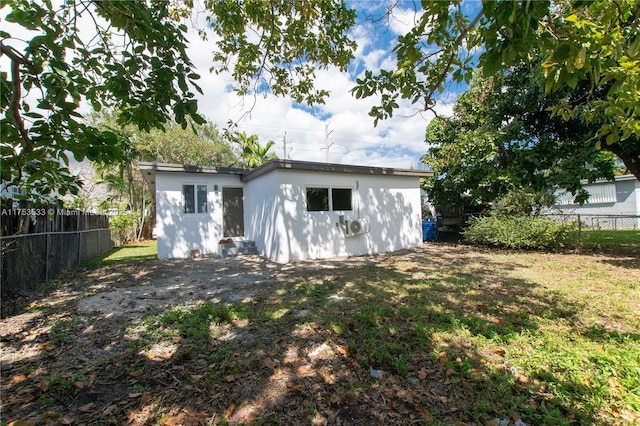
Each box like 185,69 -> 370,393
139,159 -> 432,262
551,174 -> 640,228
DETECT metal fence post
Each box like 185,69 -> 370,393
46,232 -> 51,282
577,214 -> 581,245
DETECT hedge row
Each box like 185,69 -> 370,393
463,215 -> 578,251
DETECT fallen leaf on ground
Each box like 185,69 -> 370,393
11,374 -> 27,384
78,403 -> 95,412
415,404 -> 433,420
140,392 -> 152,406
264,359 -> 278,369
225,404 -> 235,418
335,345 -> 348,355
8,419 -> 38,426
397,388 -> 418,404
102,405 -> 117,416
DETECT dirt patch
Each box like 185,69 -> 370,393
72,254 -> 379,317
76,260 -> 276,317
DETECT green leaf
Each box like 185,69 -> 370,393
566,73 -> 578,89
482,51 -> 502,77
575,48 -> 587,70
553,43 -> 572,61
60,152 -> 70,167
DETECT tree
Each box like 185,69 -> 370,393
353,0 -> 640,180
134,121 -> 238,167
1,0 -> 356,201
89,111 -> 239,239
422,62 -> 618,213
229,131 -> 278,168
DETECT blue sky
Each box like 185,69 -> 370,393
188,1 -> 475,169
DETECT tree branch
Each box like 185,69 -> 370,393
425,9 -> 484,103
0,42 -> 34,152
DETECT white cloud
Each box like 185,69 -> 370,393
388,7 -> 424,35
362,48 -> 390,72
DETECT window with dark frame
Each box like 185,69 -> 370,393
306,187 -> 329,211
306,187 -> 352,211
197,185 -> 208,213
183,184 -> 208,214
331,188 -> 352,211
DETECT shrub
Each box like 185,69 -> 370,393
463,215 -> 578,251
494,188 -> 555,217
110,211 -> 140,247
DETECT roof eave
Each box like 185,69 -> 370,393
242,159 -> 432,182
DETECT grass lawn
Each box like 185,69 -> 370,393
81,239 -> 157,266
2,244 -> 639,425
581,229 -> 640,254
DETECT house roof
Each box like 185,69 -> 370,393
241,159 -> 433,182
139,159 -> 433,190
566,174 -> 639,187
138,162 -> 249,192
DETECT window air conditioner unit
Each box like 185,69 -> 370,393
345,218 -> 369,236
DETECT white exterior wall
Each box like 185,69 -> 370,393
155,171 -> 243,259
245,169 -> 423,263
243,170 -> 280,260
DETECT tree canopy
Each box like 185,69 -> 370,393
353,0 -> 639,180
422,62 -> 618,213
0,0 -> 355,201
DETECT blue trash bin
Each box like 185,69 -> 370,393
422,220 -> 437,242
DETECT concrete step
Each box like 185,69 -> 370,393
218,240 -> 258,258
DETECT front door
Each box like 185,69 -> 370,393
223,187 -> 244,237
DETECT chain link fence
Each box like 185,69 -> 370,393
542,213 -> 640,230
1,228 -> 112,300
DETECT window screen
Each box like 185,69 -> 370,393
197,184 -> 208,213
306,187 -> 329,211
183,184 -> 207,214
556,183 -> 617,205
183,185 -> 195,213
587,183 -> 616,204
332,188 -> 352,211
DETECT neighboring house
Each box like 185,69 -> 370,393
140,159 -> 432,262
551,174 -> 640,228
0,183 -> 26,204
